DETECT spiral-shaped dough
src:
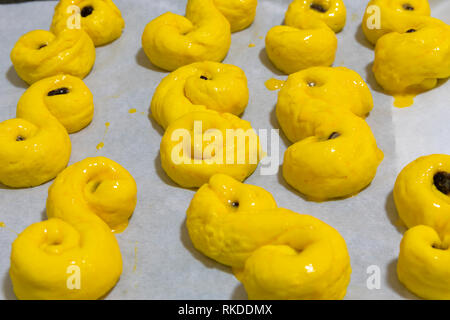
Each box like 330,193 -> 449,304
276,67 -> 383,201
373,16 -> 450,95
394,154 -> 450,299
151,61 -> 249,129
362,0 -> 450,103
51,0 -> 125,46
282,110 -> 383,201
362,0 -> 431,45
0,75 -> 94,188
265,0 -> 346,74
187,174 -> 351,299
142,0 -> 232,71
285,0 -> 347,33
213,0 -> 257,33
160,110 -> 262,188
10,157 -> 137,300
394,155 -> 450,237
10,29 -> 95,84
276,66 -> 374,142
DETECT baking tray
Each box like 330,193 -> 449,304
0,0 -> 449,300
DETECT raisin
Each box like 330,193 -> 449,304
91,181 -> 102,193
328,132 -> 340,140
230,201 -> 239,208
48,87 -> 70,96
81,6 -> 94,17
310,3 -> 327,13
403,3 -> 414,11
434,172 -> 450,195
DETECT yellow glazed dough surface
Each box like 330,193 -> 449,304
160,110 -> 262,188
142,0 -> 231,71
151,61 -> 249,129
10,157 -> 137,300
282,110 -> 384,201
0,75 -> 94,188
362,0 -> 450,101
276,66 -> 373,142
265,0 -> 346,74
373,16 -> 450,95
51,0 -> 125,47
186,174 -> 351,299
276,67 -> 383,201
213,0 -> 257,32
398,225 -> 450,300
285,0 -> 347,33
394,154 -> 450,236
395,155 -> 450,299
362,0 -> 431,45
10,29 -> 95,84
141,0 -> 258,71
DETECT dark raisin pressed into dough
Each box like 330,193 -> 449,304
434,172 -> 450,195
48,87 -> 70,96
81,6 -> 94,17
91,181 -> 102,193
328,132 -> 341,140
310,3 -> 327,13
402,3 -> 414,11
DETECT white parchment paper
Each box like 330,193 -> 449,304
0,0 -> 449,300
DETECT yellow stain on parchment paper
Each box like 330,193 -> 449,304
96,122 -> 110,151
265,78 -> 285,91
393,94 -> 416,108
96,142 -> 105,150
248,43 -> 256,48
0,222 -> 19,235
128,109 -> 147,116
